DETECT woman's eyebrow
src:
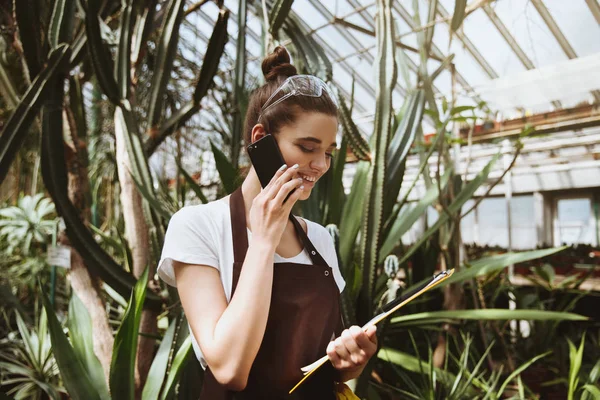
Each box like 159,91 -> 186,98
297,136 -> 338,148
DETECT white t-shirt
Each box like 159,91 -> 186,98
157,197 -> 346,367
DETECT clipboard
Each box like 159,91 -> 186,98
289,269 -> 455,394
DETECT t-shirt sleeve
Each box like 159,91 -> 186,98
319,226 -> 346,293
157,206 -> 219,287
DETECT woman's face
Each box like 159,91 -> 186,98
253,111 -> 338,201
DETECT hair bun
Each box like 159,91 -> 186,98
262,46 -> 297,82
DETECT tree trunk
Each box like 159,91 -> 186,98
63,109 -> 114,385
114,107 -> 157,395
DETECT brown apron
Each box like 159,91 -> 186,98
199,187 -> 343,400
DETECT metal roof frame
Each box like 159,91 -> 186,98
179,0 -> 600,136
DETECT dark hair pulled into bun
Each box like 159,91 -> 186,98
243,46 -> 337,154
261,46 -> 297,81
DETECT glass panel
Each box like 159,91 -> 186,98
555,198 -> 595,245
510,196 -> 536,250
476,197 -> 508,248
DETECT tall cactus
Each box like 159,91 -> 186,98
357,0 -> 397,324
0,0 -> 229,306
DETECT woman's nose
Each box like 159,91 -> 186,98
310,152 -> 329,172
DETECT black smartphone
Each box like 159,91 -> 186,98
247,134 -> 288,188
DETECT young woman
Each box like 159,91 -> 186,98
158,46 -> 377,399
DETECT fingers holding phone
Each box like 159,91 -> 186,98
265,163 -> 302,205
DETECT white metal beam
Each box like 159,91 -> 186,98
531,0 -> 600,103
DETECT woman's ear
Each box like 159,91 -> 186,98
250,124 -> 267,144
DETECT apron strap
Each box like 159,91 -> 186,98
289,215 -> 328,266
230,187 -> 332,293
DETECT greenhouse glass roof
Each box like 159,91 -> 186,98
156,0 -> 600,197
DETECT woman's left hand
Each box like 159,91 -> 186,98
326,325 -> 378,376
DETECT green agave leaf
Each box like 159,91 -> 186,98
147,0 -> 186,129
423,0 -> 438,54
582,384 -> 600,399
358,0 -> 397,322
567,334 -> 586,400
378,347 -> 484,393
142,315 -> 181,400
145,9 -> 228,156
69,26 -> 88,66
284,19 -> 319,76
337,95 -> 371,162
159,335 -> 193,400
450,0 -> 468,33
284,16 -> 332,81
379,167 -> 452,260
110,267 -> 150,399
132,0 -> 159,78
497,352 -> 552,396
586,358 -> 600,388
0,44 -> 69,185
0,54 -> 19,109
40,287 -> 102,400
298,16 -> 333,80
177,161 -> 208,204
48,0 -> 76,49
14,0 -> 45,78
210,140 -> 240,194
193,9 -> 229,105
387,90 -> 425,186
85,0 -> 120,104
391,309 -> 587,326
450,105 -> 476,115
68,75 -> 88,140
442,247 -> 568,289
339,160 -> 369,269
68,294 -> 111,399
324,132 -> 348,226
117,0 -> 135,99
269,0 -> 294,36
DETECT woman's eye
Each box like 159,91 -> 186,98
299,145 -> 315,153
299,145 -> 334,159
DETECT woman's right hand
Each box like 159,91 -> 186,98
249,164 -> 304,245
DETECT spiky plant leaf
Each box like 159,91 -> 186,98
110,267 -> 150,399
210,140 -> 240,194
0,44 -> 69,185
117,0 -> 135,99
177,162 -> 209,204
146,0 -> 186,129
142,314 -> 182,400
85,0 -> 120,103
159,336 -> 193,400
68,294 -> 111,399
450,0 -> 468,33
396,153 -> 500,266
41,287 -> 102,400
269,0 -> 294,36
48,0 -> 76,49
337,95 -> 371,162
14,0 -> 45,78
383,90 -> 425,221
379,167 -> 451,260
